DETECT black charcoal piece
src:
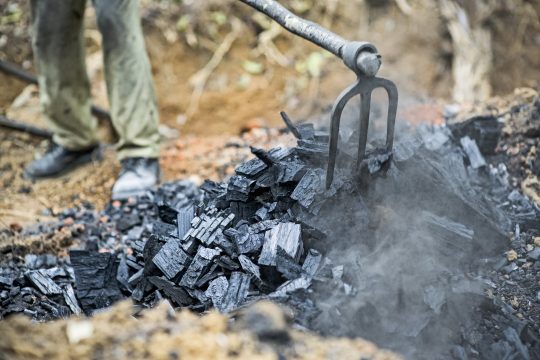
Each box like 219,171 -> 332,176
116,254 -> 130,290
280,111 -> 302,139
116,213 -> 141,232
177,205 -> 195,240
277,159 -> 306,183
235,232 -> 264,254
302,249 -> 322,277
148,276 -> 194,306
0,275 -> 13,287
360,149 -> 392,174
62,284 -> 82,315
130,240 -> 146,254
255,168 -> 278,189
235,157 -> 268,178
250,146 -> 275,166
128,268 -> 144,286
179,247 -> 220,288
158,203 -> 178,224
195,264 -> 220,288
152,221 -> 178,239
180,236 -> 199,255
238,255 -> 261,280
216,256 -> 241,271
276,247 -> 303,280
126,258 -> 143,271
259,222 -> 302,266
423,212 -> 474,258
143,234 -> 164,276
255,206 -> 270,221
460,136 -> 486,169
213,232 -> 238,257
297,124 -> 316,141
199,216 -> 225,245
205,276 -> 229,310
220,272 -> 251,312
249,220 -> 279,234
270,276 -> 311,298
190,214 -> 211,240
229,201 -> 260,221
268,147 -> 293,161
449,115 -> 501,155
291,169 -> 324,208
227,176 -> 255,202
25,270 -> 62,295
152,239 -> 192,280
70,250 -> 122,313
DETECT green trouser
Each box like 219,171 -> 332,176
29,0 -> 160,160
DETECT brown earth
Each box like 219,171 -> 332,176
0,300 -> 401,360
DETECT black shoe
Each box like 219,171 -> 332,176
24,143 -> 102,179
111,157 -> 160,200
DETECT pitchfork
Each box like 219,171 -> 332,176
239,0 -> 398,188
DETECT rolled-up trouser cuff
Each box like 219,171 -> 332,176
116,144 -> 160,160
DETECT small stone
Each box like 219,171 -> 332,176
534,237 -> 540,247
506,250 -> 518,262
510,297 -> 519,308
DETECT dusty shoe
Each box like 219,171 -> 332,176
112,157 -> 160,200
24,143 -> 102,179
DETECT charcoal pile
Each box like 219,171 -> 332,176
1,104 -> 540,359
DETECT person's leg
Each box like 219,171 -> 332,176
25,0 -> 101,179
93,0 -> 160,160
30,0 -> 97,150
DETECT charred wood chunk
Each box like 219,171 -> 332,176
200,179 -> 227,197
255,206 -> 270,221
259,222 -> 303,266
62,284 -> 82,315
126,256 -> 143,271
295,139 -> 328,157
199,216 -> 225,245
148,276 -> 194,306
422,211 -> 474,257
255,166 -> 279,188
297,123 -> 315,140
280,111 -> 302,139
220,272 -> 251,312
143,234 -> 164,276
116,213 -> 141,232
152,239 -> 192,280
0,275 -> 13,287
235,157 -> 268,178
229,201 -> 260,221
130,239 -> 146,254
249,220 -> 279,234
302,249 -> 323,277
235,232 -> 264,255
179,247 -> 221,288
205,276 -> 229,310
177,205 -> 195,240
460,136 -> 486,169
116,254 -> 130,291
250,146 -> 275,166
291,169 -> 324,208
359,148 -> 392,175
128,268 -> 144,286
25,270 -> 62,295
238,255 -> 262,280
69,250 -> 122,313
152,221 -> 179,239
195,264 -> 220,288
216,255 -> 241,271
213,232 -> 238,257
268,147 -> 293,161
226,176 -> 255,202
277,159 -> 306,183
270,276 -> 311,298
276,247 -> 303,280
449,115 -> 501,155
180,236 -> 199,255
158,203 -> 179,224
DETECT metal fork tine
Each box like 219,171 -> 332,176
357,91 -> 372,169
